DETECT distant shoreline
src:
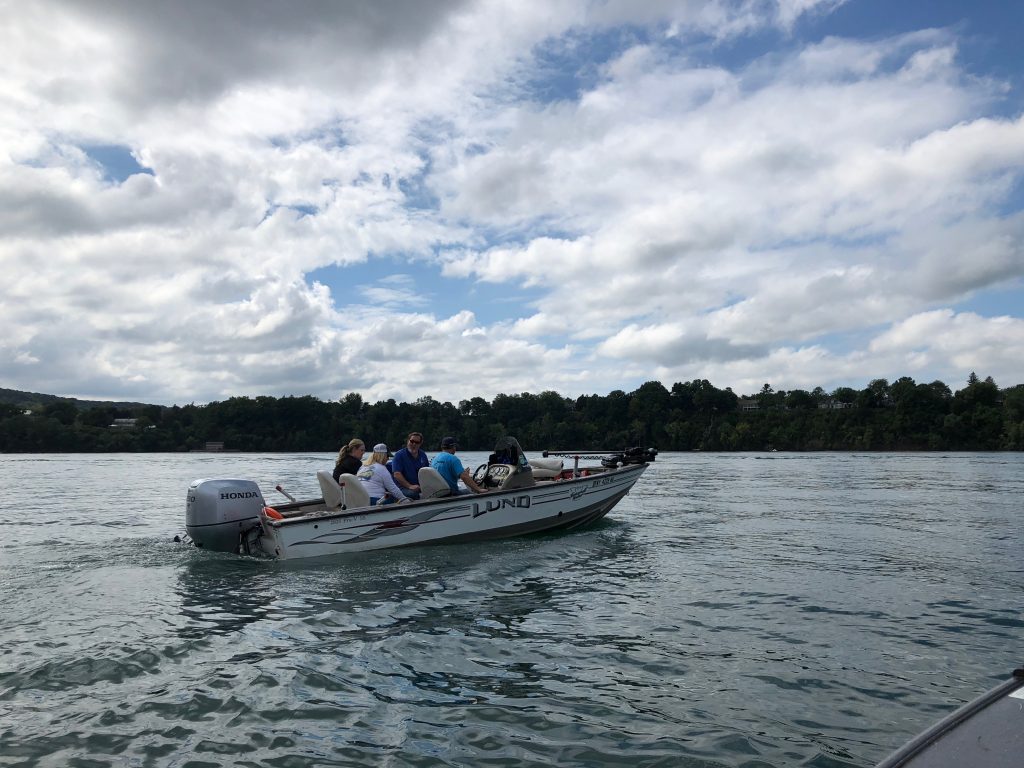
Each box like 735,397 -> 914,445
4,376 -> 1022,452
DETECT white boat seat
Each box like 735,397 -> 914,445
317,470 -> 343,508
317,470 -> 370,509
336,473 -> 370,509
418,466 -> 452,498
529,457 -> 563,480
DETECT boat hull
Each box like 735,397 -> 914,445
259,463 -> 646,560
875,670 -> 1024,768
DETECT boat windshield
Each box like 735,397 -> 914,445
489,435 -> 530,469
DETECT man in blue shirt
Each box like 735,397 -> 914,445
431,436 -> 486,495
391,431 -> 430,500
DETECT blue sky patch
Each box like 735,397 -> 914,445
524,26 -> 642,104
397,160 -> 440,211
81,144 -> 154,183
953,281 -> 1024,319
804,0 -> 1023,104
308,255 -> 543,327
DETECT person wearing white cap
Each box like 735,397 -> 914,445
357,443 -> 410,505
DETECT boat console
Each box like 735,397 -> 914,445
475,462 -> 535,490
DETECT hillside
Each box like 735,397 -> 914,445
0,387 -> 156,411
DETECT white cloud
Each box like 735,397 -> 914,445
0,1 -> 1021,405
870,309 -> 1024,381
431,30 -> 1023,386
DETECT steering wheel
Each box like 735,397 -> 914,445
472,463 -> 488,484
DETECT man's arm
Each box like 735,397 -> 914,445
460,467 -> 486,494
394,471 -> 417,489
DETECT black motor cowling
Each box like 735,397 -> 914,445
603,447 -> 658,467
623,446 -> 658,464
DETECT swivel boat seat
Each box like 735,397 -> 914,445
317,470 -> 370,510
417,466 -> 453,498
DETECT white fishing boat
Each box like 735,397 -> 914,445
184,442 -> 656,560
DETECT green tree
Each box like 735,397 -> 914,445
786,389 -> 816,411
42,400 -> 79,426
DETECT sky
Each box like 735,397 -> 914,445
1,0 -> 1022,406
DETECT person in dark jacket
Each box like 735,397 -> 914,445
333,438 -> 366,482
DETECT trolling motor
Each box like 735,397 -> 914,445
542,446 -> 658,474
620,446 -> 658,465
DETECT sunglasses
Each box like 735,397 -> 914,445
408,439 -> 421,445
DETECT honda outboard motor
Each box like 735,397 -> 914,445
185,479 -> 265,553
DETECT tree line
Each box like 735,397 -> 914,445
1,373 -> 1023,453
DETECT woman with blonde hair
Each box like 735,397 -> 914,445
358,443 -> 409,505
332,438 -> 366,483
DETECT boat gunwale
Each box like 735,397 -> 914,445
874,670 -> 1024,768
266,462 -> 647,528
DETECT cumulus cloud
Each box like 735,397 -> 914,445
0,1 -> 1021,405
869,310 -> 1024,382
434,29 -> 1023,389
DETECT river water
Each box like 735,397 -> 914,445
1,451 -> 1021,767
